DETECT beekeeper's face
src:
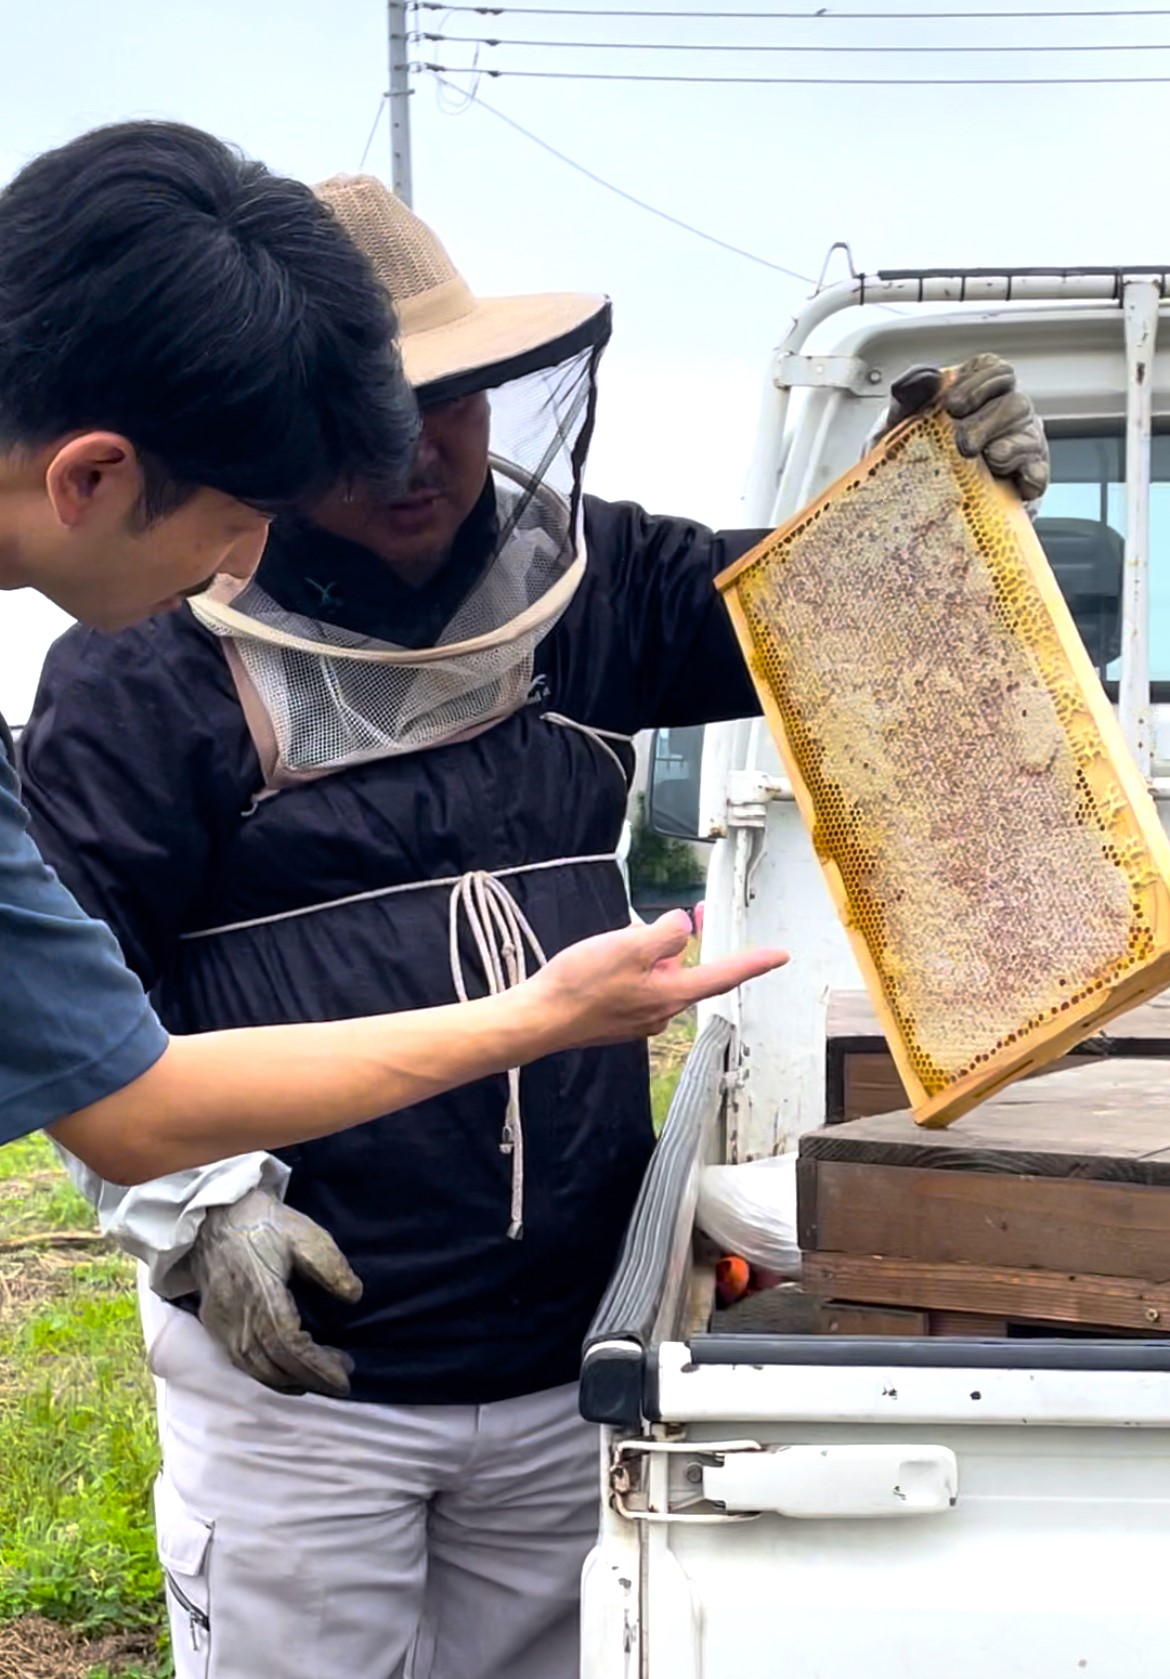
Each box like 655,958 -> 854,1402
312,391 -> 490,576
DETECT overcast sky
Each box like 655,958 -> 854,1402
1,0 -> 1165,717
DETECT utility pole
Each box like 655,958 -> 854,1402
388,0 -> 414,206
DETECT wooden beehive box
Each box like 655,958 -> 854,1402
716,404 -> 1170,1127
798,1061 -> 1170,1335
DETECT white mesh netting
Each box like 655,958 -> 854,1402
191,343 -> 595,774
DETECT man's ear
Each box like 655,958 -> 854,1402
43,433 -> 141,529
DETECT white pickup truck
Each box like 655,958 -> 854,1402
583,269 -> 1170,1678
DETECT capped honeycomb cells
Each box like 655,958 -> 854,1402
719,412 -> 1170,1117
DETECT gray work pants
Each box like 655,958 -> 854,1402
139,1271 -> 599,1679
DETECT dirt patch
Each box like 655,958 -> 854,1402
0,1615 -> 158,1678
0,1250 -> 89,1335
0,1172 -> 59,1203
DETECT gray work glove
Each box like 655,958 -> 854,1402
189,1186 -> 363,1399
879,353 -> 1050,503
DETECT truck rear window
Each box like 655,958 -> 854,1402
1041,430 -> 1170,682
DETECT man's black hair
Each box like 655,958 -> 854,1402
0,121 -> 418,515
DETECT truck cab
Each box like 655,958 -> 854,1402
584,269 -> 1170,1678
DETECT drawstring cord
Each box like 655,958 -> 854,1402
448,872 -> 549,1239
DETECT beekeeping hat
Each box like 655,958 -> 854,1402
189,175 -> 612,783
314,173 -> 611,401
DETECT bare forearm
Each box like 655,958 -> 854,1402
50,989 -> 558,1185
46,912 -> 789,1185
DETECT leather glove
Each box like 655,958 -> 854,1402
189,1186 -> 362,1398
880,353 -> 1050,503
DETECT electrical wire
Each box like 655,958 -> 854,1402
421,32 -> 1170,50
424,72 -> 907,311
424,2 -> 488,107
359,94 -> 389,170
428,73 -> 816,281
417,3 -> 1170,18
421,61 -> 1170,81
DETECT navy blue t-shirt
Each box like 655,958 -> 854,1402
0,710 -> 167,1147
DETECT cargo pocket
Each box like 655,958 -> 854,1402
153,1472 -> 213,1675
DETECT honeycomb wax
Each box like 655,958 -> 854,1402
716,406 -> 1170,1126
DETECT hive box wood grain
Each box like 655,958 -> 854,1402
716,406 -> 1170,1126
798,1062 -> 1170,1331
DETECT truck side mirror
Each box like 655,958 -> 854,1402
647,725 -> 706,842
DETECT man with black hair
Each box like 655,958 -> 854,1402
0,122 -> 782,1188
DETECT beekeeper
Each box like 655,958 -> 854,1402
20,178 -> 1049,1679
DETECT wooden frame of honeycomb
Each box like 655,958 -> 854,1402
716,403 -> 1170,1127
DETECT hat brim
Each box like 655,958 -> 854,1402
404,292 -> 611,398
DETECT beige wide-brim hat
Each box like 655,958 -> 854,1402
315,174 -> 610,395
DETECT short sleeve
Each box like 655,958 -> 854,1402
0,732 -> 168,1145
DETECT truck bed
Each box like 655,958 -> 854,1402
581,1020 -> 1170,1678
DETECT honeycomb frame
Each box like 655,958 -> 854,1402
716,402 -> 1170,1128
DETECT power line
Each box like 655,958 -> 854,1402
423,32 -> 1170,49
428,74 -> 816,282
421,60 -> 1170,80
359,93 -> 389,170
418,3 -> 1170,18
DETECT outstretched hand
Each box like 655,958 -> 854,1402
533,909 -> 788,1050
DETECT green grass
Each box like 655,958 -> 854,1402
87,1668 -> 162,1679
0,1132 -> 93,1230
0,1136 -> 170,1677
87,1669 -> 159,1679
649,935 -> 700,1133
0,1132 -> 61,1183
650,1013 -> 698,1133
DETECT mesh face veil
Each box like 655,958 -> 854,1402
190,321 -> 609,781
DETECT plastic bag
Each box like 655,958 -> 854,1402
696,1152 -> 801,1277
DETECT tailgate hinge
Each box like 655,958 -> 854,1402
609,1437 -> 762,1525
610,1437 -> 958,1522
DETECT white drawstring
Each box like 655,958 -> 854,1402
541,712 -> 632,784
441,719 -> 632,1239
448,872 -> 549,1240
179,852 -> 612,942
